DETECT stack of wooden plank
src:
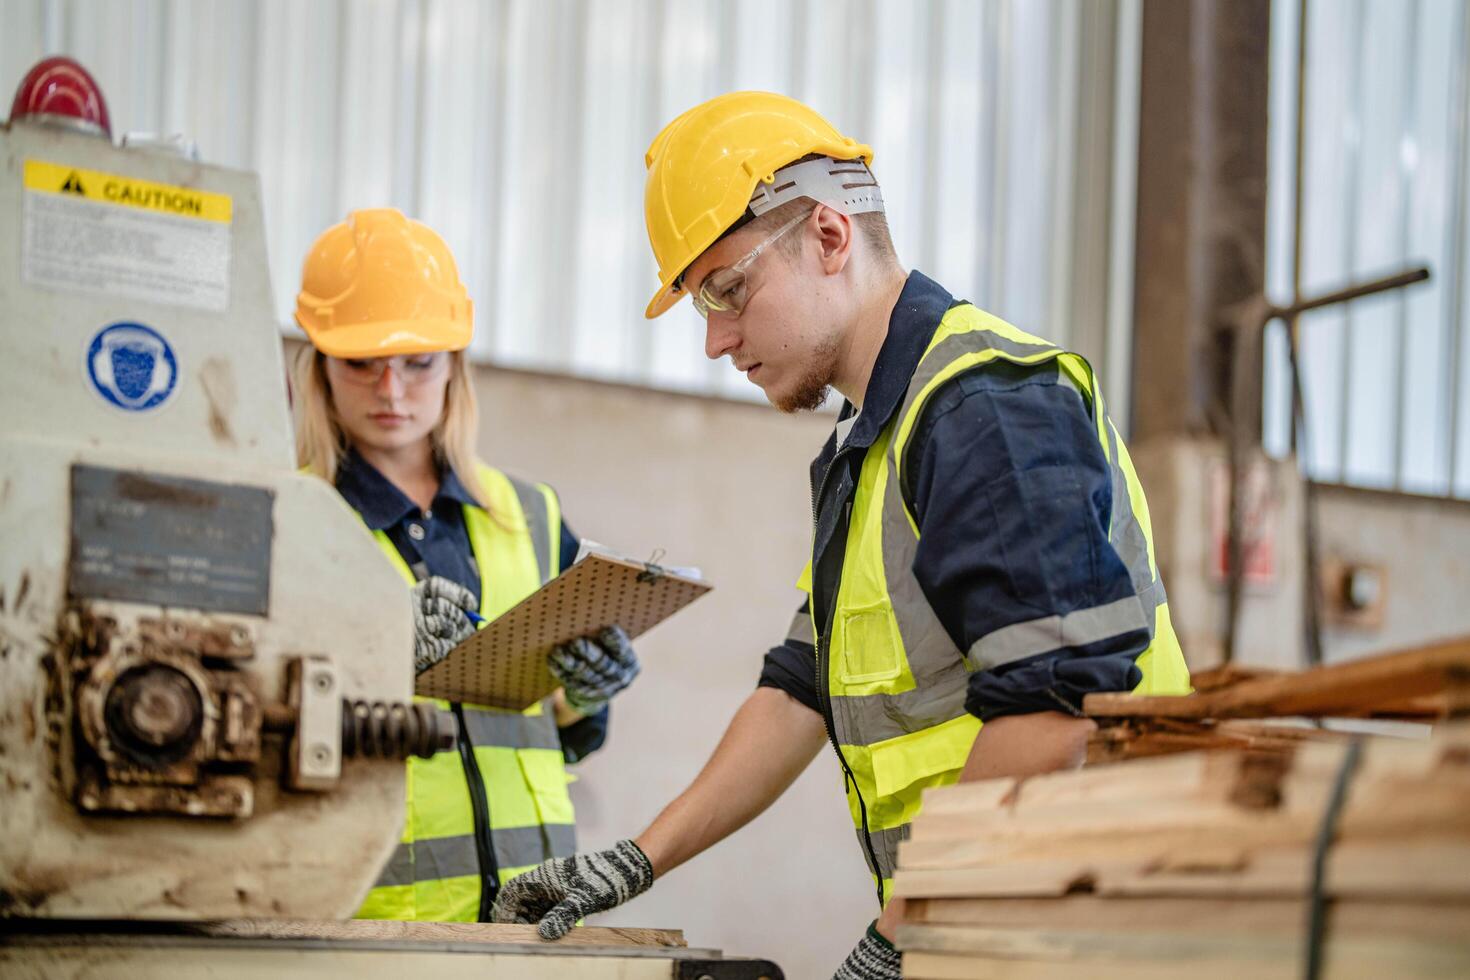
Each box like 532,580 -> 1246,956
895,639 -> 1470,979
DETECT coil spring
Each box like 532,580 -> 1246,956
340,699 -> 455,760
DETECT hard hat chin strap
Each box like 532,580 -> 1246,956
748,156 -> 885,218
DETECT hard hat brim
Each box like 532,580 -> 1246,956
296,314 -> 472,360
645,281 -> 683,320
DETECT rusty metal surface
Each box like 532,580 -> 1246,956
59,606 -> 263,819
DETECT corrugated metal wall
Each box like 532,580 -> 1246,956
2,0 -> 1138,409
1264,0 -> 1470,498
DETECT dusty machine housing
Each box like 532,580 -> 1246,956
0,114 -> 430,921
0,100 -> 781,980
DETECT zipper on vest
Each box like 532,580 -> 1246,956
451,701 -> 500,920
810,446 -> 886,909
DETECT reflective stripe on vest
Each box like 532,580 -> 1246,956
352,463 -> 577,922
803,304 -> 1192,905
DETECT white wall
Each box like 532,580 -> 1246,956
1315,484 -> 1470,661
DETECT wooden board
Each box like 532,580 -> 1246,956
920,724 -> 1470,820
893,838 -> 1470,901
904,896 -> 1470,940
1083,635 -> 1470,721
897,922 -> 1470,964
186,920 -> 687,947
1086,718 -> 1348,764
904,950 -> 1272,980
416,552 -> 711,709
900,934 -> 1470,980
896,727 -> 1470,903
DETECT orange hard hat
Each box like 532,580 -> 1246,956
295,209 -> 472,359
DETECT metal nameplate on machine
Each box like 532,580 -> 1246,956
68,465 -> 274,616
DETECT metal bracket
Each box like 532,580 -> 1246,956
675,960 -> 785,980
286,656 -> 342,791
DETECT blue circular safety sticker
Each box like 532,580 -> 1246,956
85,322 -> 179,412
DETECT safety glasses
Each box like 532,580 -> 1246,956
333,352 -> 450,387
690,208 -> 813,319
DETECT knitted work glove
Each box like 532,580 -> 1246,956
490,839 -> 654,940
548,625 -> 641,714
411,576 -> 477,673
833,924 -> 902,980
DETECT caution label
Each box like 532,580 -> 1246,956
23,159 -> 233,223
21,157 -> 233,313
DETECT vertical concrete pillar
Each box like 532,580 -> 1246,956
1131,0 -> 1271,444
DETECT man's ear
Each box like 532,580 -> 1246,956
812,205 -> 854,276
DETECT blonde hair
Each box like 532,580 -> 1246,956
292,345 -> 493,513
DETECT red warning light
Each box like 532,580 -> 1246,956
8,56 -> 111,139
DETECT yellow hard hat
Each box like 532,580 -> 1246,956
643,91 -> 873,319
295,208 -> 473,358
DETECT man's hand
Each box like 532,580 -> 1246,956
548,625 -> 641,715
833,923 -> 901,980
495,688 -> 822,943
491,839 -> 654,940
411,576 -> 477,673
959,711 -> 1096,783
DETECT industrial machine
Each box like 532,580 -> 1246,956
0,58 -> 781,979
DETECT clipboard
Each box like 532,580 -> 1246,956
414,545 -> 713,710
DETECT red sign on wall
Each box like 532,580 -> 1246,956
1208,458 -> 1277,587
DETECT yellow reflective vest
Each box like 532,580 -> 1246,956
799,303 -> 1192,906
349,462 -> 577,922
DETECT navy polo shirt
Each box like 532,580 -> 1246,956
335,449 -> 608,762
758,271 -> 1153,721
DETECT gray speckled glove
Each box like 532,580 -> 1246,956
548,625 -> 641,714
411,576 -> 477,673
833,924 -> 901,980
490,839 -> 654,940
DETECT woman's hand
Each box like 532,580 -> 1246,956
411,576 -> 477,673
548,625 -> 641,715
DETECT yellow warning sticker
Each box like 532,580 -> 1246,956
23,159 -> 232,223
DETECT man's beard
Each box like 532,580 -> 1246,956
770,333 -> 839,414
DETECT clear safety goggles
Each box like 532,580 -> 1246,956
690,209 -> 813,319
333,352 -> 450,387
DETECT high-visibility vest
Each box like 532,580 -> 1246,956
351,462 -> 577,922
799,304 -> 1192,905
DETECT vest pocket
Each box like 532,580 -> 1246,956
870,714 -> 982,803
518,748 -> 576,829
836,599 -> 905,686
